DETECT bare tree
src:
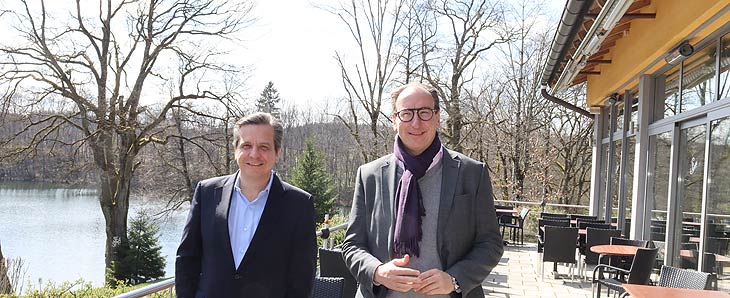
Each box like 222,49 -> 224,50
0,242 -> 10,294
546,86 -> 593,205
0,0 -> 252,280
419,0 -> 511,151
467,0 -> 548,202
394,0 -> 434,84
327,0 -> 407,162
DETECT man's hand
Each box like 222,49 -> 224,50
373,254 -> 422,292
413,269 -> 455,295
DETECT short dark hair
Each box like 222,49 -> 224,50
390,82 -> 440,112
232,112 -> 283,151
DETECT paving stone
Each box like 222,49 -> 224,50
482,243 -> 592,298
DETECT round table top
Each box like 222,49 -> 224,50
590,244 -> 639,256
495,209 -> 518,214
622,284 -> 730,298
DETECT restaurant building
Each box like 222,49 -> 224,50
540,0 -> 730,290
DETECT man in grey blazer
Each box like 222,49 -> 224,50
342,83 -> 503,298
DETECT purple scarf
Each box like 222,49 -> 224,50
392,134 -> 442,258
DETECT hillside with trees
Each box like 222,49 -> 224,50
0,0 -> 593,284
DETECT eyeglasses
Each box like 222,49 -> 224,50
394,107 -> 439,122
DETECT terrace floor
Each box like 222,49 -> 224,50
481,243 -> 594,298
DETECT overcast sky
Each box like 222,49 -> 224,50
239,0 -> 349,110
0,0 -> 564,111
242,0 -> 564,110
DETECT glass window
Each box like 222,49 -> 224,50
648,131 -> 672,269
662,63 -> 682,119
704,116 -> 730,291
673,124 -> 706,270
629,93 -> 639,135
615,103 -> 625,134
682,43 -> 718,111
599,143 -> 609,219
720,33 -> 730,100
609,139 -> 622,223
602,109 -> 611,139
624,136 -> 635,237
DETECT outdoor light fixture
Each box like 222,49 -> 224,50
664,41 -> 694,65
583,35 -> 604,56
602,0 -> 634,32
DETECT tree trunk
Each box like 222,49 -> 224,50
99,167 -> 132,282
446,99 -> 464,152
0,242 -> 11,294
92,128 -> 136,283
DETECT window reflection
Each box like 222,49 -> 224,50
720,33 -> 730,100
704,117 -> 730,291
674,124 -> 705,271
663,63 -> 682,119
682,43 -> 718,110
649,132 -> 672,269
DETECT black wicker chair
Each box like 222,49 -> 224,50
541,226 -> 579,280
313,277 -> 345,298
618,265 -> 711,297
592,247 -> 658,298
540,212 -> 569,219
578,221 -> 612,229
571,214 -> 599,221
658,265 -> 711,289
319,248 -> 358,298
581,228 -> 621,279
609,237 -> 651,272
502,208 -> 530,245
537,218 -> 571,253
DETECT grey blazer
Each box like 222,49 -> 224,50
342,149 -> 504,298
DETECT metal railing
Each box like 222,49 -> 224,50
115,215 -> 348,298
494,199 -> 590,210
114,278 -> 175,298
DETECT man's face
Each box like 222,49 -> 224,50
234,124 -> 280,181
392,86 -> 440,156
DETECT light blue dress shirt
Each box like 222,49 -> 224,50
228,171 -> 273,269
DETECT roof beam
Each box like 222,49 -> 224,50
585,13 -> 656,20
587,59 -> 612,64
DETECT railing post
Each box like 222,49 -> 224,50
323,214 -> 330,249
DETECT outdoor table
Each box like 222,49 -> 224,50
622,284 -> 730,298
496,208 -> 518,215
590,244 -> 639,257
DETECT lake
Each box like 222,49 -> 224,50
0,182 -> 189,289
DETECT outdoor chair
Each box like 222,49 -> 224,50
496,205 -> 514,239
581,227 -> 621,279
571,214 -> 599,221
501,207 -> 530,245
658,265 -> 711,289
577,222 -> 612,248
541,226 -> 578,280
537,218 -> 571,253
540,212 -> 569,219
318,248 -> 358,298
577,220 -> 610,229
312,277 -> 345,298
618,265 -> 712,298
592,247 -> 658,298
608,237 -> 651,278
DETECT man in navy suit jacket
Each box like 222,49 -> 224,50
175,112 -> 317,298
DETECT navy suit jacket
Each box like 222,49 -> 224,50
175,173 -> 317,298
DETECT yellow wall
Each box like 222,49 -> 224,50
586,1 -> 729,107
